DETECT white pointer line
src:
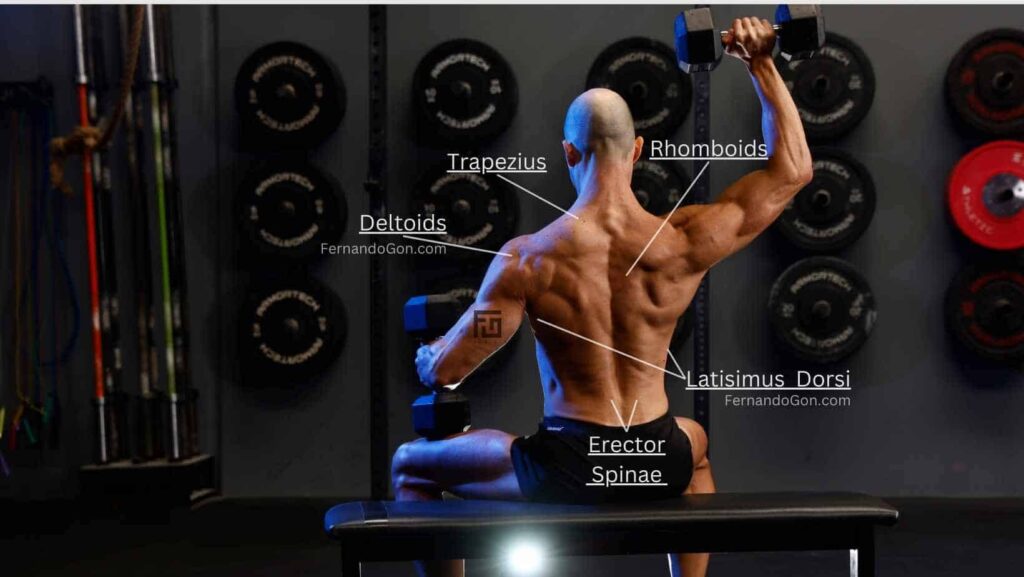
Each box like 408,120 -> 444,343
610,399 -> 639,433
649,156 -> 769,161
359,231 -> 446,235
447,170 -> 549,174
495,174 -> 579,220
625,161 -> 710,277
586,483 -> 669,487
587,453 -> 667,457
666,348 -> 684,376
535,318 -> 685,381
403,235 -> 512,257
686,387 -> 852,392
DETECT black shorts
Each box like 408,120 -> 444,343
510,412 -> 693,503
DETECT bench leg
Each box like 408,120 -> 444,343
850,529 -> 876,577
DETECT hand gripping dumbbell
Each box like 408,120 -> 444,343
403,293 -> 471,440
675,4 -> 825,73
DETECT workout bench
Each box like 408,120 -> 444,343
325,492 -> 898,576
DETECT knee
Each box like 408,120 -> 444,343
674,417 -> 709,468
391,440 -> 421,490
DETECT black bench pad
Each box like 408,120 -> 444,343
325,493 -> 897,575
325,492 -> 898,537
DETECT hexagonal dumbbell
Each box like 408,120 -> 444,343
675,4 -> 825,73
403,294 -> 472,440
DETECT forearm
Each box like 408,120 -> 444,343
425,316 -> 495,387
748,55 -> 812,188
421,303 -> 520,387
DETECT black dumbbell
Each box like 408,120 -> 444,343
403,294 -> 472,440
675,4 -> 825,73
412,389 -> 471,440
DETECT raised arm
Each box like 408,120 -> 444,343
415,238 -> 528,388
672,17 -> 813,271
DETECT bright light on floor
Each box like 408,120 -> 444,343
505,540 -> 546,575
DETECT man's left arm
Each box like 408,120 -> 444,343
672,18 -> 813,271
416,239 -> 528,388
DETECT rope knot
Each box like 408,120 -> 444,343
49,125 -> 104,196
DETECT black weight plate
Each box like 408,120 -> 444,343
776,33 -> 875,142
237,161 -> 345,262
587,37 -> 692,140
240,276 -> 346,383
946,263 -> 1024,362
234,41 -> 345,149
413,168 -> 519,258
631,160 -> 692,216
946,29 -> 1024,138
413,39 -> 518,148
775,147 -> 876,252
768,256 -> 877,363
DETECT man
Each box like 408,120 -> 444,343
392,18 -> 812,577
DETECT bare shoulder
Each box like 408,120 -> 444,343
489,231 -> 558,300
485,234 -> 535,286
500,233 -> 533,257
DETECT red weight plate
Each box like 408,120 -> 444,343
947,140 -> 1024,250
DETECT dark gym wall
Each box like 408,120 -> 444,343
213,5 -> 372,498
2,4 -> 1023,501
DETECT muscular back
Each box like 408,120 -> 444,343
521,200 -> 700,425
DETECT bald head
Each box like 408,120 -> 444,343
563,88 -> 637,159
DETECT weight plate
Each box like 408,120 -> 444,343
587,37 -> 692,140
413,39 -> 518,148
631,160 -> 692,216
947,140 -> 1024,251
237,161 -> 345,261
240,276 -> 346,382
947,263 -> 1024,362
777,33 -> 875,142
234,41 -> 345,149
413,167 -> 519,258
945,29 -> 1024,138
768,256 -> 877,363
775,147 -> 876,252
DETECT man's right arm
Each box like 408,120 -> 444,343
671,18 -> 813,271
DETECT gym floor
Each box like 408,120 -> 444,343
4,497 -> 1022,576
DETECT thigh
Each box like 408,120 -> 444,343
395,429 -> 523,501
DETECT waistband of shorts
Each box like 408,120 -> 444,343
541,412 -> 675,436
